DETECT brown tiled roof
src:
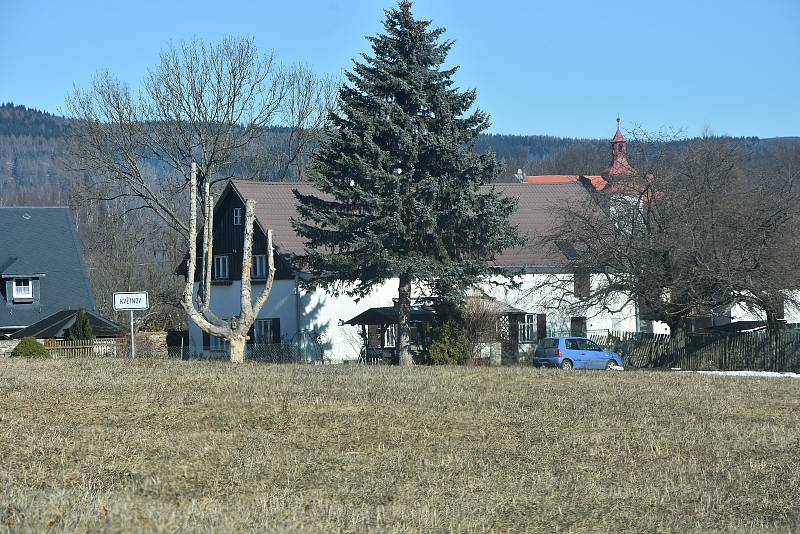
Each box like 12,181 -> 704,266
525,174 -> 608,191
490,183 -> 591,268
230,179 -> 594,269
230,180 -> 321,258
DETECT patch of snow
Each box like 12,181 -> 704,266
608,365 -> 625,371
679,370 -> 800,379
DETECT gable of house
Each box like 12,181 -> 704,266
177,184 -> 296,284
0,207 -> 96,334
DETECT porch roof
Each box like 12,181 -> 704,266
343,306 -> 436,326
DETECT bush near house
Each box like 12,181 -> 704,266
429,320 -> 467,365
428,301 -> 467,365
10,337 -> 48,358
68,309 -> 94,342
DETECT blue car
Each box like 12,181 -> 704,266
532,337 -> 623,370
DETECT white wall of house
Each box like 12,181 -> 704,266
188,278 -> 403,362
729,291 -> 800,324
189,272 -> 670,362
298,279 -> 402,362
188,280 -> 300,352
480,273 -> 668,343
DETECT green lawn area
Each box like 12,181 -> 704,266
1,358 -> 798,532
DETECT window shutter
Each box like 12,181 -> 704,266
32,279 -> 41,302
574,271 -> 590,299
272,318 -> 281,344
537,314 -> 547,340
247,323 -> 255,345
202,330 -> 210,350
4,280 -> 12,304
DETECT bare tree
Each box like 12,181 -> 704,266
67,37 -> 334,361
462,292 -> 503,364
535,132 -> 800,335
69,185 -> 187,331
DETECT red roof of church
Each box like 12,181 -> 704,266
604,157 -> 635,177
611,128 -> 626,143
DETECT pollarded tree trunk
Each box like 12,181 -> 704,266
181,162 -> 277,363
397,273 -> 414,366
229,334 -> 247,364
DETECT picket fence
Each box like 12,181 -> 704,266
43,338 -> 121,358
587,330 -> 800,372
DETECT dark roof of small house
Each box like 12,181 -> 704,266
10,309 -> 125,339
344,306 -> 436,326
0,207 -> 97,330
230,180 -> 596,270
701,320 -> 767,333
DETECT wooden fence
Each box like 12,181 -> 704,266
588,330 -> 800,372
43,338 -> 121,358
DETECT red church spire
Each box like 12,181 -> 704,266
604,116 -> 634,177
612,116 -> 625,142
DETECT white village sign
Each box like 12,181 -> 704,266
113,291 -> 150,358
114,292 -> 149,311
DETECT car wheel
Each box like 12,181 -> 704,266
560,359 -> 574,370
605,359 -> 617,370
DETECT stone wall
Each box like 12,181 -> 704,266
116,331 -> 169,357
0,339 -> 20,357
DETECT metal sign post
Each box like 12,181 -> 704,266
130,310 -> 135,358
113,292 -> 150,358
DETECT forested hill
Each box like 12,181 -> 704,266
0,103 -> 68,138
1,102 -> 798,203
0,103 -> 75,204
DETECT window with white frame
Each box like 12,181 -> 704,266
233,207 -> 243,226
518,314 -> 536,343
251,254 -> 267,278
13,278 -> 32,300
213,255 -> 229,280
209,335 -> 229,351
253,318 -> 276,345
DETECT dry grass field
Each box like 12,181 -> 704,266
1,358 -> 798,533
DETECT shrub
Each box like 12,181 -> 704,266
68,309 -> 94,341
11,337 -> 49,358
429,320 -> 467,365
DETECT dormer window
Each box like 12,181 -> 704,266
13,279 -> 32,300
233,207 -> 243,226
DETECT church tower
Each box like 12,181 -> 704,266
603,117 -> 634,179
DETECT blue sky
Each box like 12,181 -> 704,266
1,0 -> 798,138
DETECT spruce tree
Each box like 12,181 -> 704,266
69,309 -> 94,342
292,2 -> 525,365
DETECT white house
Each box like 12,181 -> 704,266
184,176 -> 653,361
